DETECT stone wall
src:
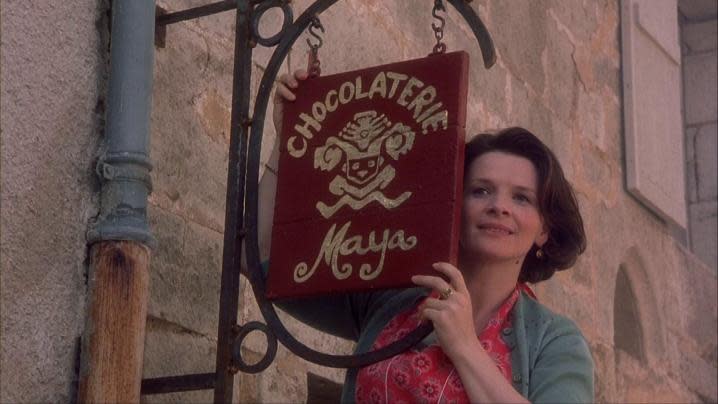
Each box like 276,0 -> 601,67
682,15 -> 717,272
1,1 -> 715,403
0,1 -> 107,402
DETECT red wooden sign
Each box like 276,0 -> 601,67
267,51 -> 469,299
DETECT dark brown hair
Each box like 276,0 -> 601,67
464,127 -> 586,283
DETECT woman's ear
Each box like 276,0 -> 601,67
535,224 -> 549,247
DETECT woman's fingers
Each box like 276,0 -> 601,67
421,297 -> 451,310
281,73 -> 299,89
275,83 -> 296,102
420,307 -> 442,322
293,69 -> 309,81
274,70 -> 309,104
432,262 -> 469,294
411,274 -> 451,294
272,69 -> 308,136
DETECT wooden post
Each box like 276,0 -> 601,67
78,241 -> 150,403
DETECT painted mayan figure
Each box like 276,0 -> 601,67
314,110 -> 414,219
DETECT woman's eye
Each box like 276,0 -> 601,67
514,194 -> 531,203
471,187 -> 489,196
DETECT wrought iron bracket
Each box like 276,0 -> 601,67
141,0 -> 495,400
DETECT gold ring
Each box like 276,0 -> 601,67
439,287 -> 453,300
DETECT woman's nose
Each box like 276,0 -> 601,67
486,195 -> 510,216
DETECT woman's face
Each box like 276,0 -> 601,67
461,151 -> 548,264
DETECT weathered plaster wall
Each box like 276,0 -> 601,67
682,16 -> 717,272
0,1 -> 107,402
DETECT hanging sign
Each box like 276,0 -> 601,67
267,51 -> 469,299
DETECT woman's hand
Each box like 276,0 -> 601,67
272,69 -> 309,135
411,262 -> 481,360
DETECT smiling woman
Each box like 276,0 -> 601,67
267,71 -> 593,403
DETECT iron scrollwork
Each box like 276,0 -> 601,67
250,1 -> 294,47
239,0 -> 496,370
230,321 -> 279,374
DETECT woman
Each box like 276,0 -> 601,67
265,70 -> 593,403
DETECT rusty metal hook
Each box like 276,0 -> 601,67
431,0 -> 447,53
431,0 -> 447,31
306,16 -> 325,50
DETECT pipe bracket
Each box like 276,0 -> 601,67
96,161 -> 153,192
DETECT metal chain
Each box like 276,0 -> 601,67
431,0 -> 447,54
306,16 -> 325,77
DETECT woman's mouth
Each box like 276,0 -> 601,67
478,224 -> 514,235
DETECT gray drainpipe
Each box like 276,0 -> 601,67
87,0 -> 155,246
79,1 -> 155,402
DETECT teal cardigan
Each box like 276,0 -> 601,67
271,283 -> 594,403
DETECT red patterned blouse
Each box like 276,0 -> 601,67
355,284 -> 533,404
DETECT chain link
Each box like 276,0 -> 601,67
306,16 -> 324,77
431,0 -> 447,54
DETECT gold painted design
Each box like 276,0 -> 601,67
294,221 -> 418,283
313,111 -> 415,218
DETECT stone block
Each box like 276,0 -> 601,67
267,352 -> 347,403
547,113 -> 578,181
679,0 -> 718,20
545,10 -> 579,123
590,341 -> 617,403
682,19 -> 718,53
577,88 -> 607,150
258,350 -> 307,403
695,123 -> 718,200
538,276 -> 595,338
679,345 -> 718,402
345,0 -> 435,56
147,205 -> 223,337
684,51 -> 718,125
569,254 -> 596,290
466,59 -> 509,126
196,89 -> 231,145
236,354 -> 263,403
679,249 -> 718,362
152,22 -> 234,233
527,102 -> 557,153
594,56 -> 621,96
489,0 -> 548,96
601,89 -> 623,159
141,317 -> 217,404
287,1 -> 410,77
546,0 -> 600,44
689,201 -> 718,271
503,73 -> 554,152
581,145 -> 616,205
615,347 -> 693,403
